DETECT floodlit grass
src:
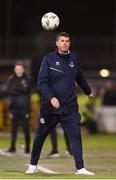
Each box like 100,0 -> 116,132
0,132 -> 116,179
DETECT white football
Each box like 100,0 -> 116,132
41,12 -> 60,30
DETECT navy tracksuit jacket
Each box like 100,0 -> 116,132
30,51 -> 92,170
38,51 -> 91,115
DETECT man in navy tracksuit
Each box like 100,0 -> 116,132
26,32 -> 95,175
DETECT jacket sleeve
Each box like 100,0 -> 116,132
76,58 -> 92,95
37,56 -> 54,101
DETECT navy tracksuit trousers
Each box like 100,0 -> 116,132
50,126 -> 71,153
30,112 -> 84,170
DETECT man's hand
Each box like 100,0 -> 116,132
88,92 -> 94,101
51,97 -> 60,108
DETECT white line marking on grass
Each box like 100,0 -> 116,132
0,149 -> 14,157
37,165 -> 58,174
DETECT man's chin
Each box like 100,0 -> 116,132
62,50 -> 69,54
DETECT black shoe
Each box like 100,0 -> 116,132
25,147 -> 30,154
25,149 -> 30,154
7,147 -> 16,153
47,150 -> 60,157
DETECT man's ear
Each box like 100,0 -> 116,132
56,41 -> 58,47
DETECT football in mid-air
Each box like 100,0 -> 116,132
41,12 -> 60,30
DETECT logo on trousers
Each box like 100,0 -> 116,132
40,118 -> 45,124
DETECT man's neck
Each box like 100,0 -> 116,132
58,49 -> 70,54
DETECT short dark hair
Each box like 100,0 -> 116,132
56,32 -> 70,41
15,61 -> 25,68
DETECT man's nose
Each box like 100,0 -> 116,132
64,42 -> 67,46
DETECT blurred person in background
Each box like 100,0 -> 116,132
78,90 -> 98,134
7,61 -> 31,154
103,82 -> 116,106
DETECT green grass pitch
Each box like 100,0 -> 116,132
0,132 -> 116,179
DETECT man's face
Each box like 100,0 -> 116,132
14,65 -> 25,77
56,36 -> 70,53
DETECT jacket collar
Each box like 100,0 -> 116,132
56,50 -> 70,60
14,73 -> 26,78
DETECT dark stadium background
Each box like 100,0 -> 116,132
0,2 -> 116,178
0,0 -> 115,85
